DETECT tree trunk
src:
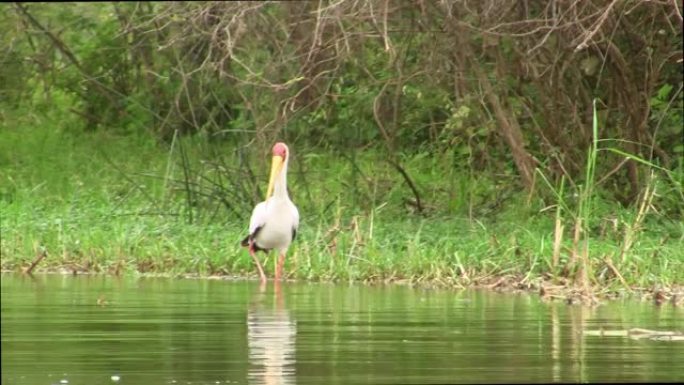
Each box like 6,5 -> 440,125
474,64 -> 537,190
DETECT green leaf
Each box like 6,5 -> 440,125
657,84 -> 673,100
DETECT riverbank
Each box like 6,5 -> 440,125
1,120 -> 683,305
3,196 -> 682,305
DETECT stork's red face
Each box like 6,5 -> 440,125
272,142 -> 288,158
266,142 -> 289,199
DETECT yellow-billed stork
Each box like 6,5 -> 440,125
241,142 -> 299,283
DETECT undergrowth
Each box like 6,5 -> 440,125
1,110 -> 682,298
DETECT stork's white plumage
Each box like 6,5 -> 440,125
241,142 -> 299,282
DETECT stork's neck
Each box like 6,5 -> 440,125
273,156 -> 289,199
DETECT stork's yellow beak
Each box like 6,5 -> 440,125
265,155 -> 284,199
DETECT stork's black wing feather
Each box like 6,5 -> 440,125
240,234 -> 250,247
240,225 -> 263,247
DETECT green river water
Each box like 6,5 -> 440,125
1,274 -> 682,384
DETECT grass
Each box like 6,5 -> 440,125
1,109 -> 683,302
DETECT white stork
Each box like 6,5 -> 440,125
241,142 -> 300,283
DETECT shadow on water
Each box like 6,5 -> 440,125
247,283 -> 296,385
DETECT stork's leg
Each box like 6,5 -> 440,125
249,242 -> 267,284
275,251 -> 286,281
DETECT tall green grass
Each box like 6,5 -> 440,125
535,99 -> 684,295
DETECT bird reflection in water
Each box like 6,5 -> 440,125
247,282 -> 296,385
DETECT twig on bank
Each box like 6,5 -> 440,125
24,249 -> 47,275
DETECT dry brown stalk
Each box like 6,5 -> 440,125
24,249 -> 47,275
552,214 -> 564,270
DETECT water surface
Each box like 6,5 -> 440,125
1,274 -> 682,384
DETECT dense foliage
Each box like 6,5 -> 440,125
3,2 -> 682,206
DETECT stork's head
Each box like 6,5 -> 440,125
272,142 -> 288,158
266,142 -> 289,198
